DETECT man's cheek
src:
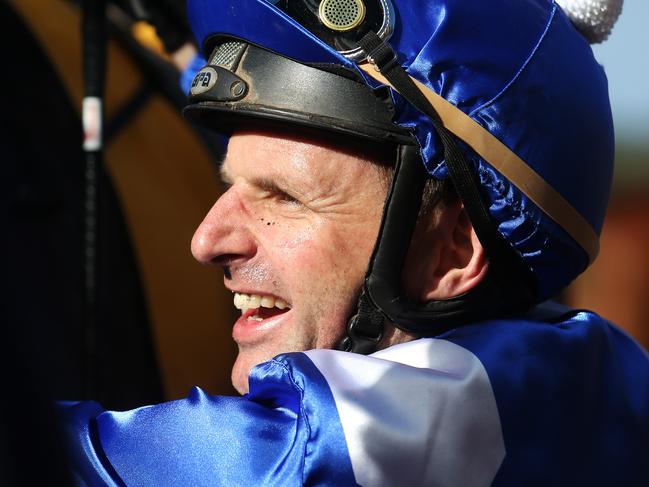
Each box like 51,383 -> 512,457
273,222 -> 319,251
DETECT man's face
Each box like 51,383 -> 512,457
191,131 -> 388,393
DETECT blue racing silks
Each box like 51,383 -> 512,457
59,309 -> 649,486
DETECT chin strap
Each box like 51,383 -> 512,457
337,143 -> 426,354
338,290 -> 385,354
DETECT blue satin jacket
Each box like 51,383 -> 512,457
59,305 -> 649,486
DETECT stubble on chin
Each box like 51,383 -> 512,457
231,352 -> 253,394
229,309 -> 349,394
230,339 -> 298,394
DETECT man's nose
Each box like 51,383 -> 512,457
191,189 -> 256,266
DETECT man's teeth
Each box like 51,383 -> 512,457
233,292 -> 290,312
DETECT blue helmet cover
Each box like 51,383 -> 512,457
187,0 -> 614,300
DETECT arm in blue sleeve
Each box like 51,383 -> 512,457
57,363 -> 308,486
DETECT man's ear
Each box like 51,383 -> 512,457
402,198 -> 489,302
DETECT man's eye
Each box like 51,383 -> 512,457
276,190 -> 299,205
251,179 -> 305,209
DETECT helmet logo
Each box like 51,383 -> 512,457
319,0 -> 366,32
191,67 -> 218,95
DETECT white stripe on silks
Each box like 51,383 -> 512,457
305,339 -> 505,487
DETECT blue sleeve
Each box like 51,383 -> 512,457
58,366 -> 306,486
58,355 -> 357,486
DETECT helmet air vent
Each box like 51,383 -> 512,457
319,0 -> 366,32
264,0 -> 394,62
210,41 -> 247,71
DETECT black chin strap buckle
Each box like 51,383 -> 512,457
364,41 -> 399,73
338,290 -> 384,355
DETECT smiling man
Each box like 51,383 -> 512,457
59,0 -> 649,485
192,131 -> 392,393
191,130 -> 435,393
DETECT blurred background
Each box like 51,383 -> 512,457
3,0 -> 648,416
4,0 -> 237,417
563,0 -> 649,349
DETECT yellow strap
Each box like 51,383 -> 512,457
359,64 -> 599,263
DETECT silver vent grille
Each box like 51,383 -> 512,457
210,41 -> 247,70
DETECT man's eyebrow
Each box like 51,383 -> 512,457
249,176 -> 294,197
219,164 -> 234,185
219,163 -> 302,199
